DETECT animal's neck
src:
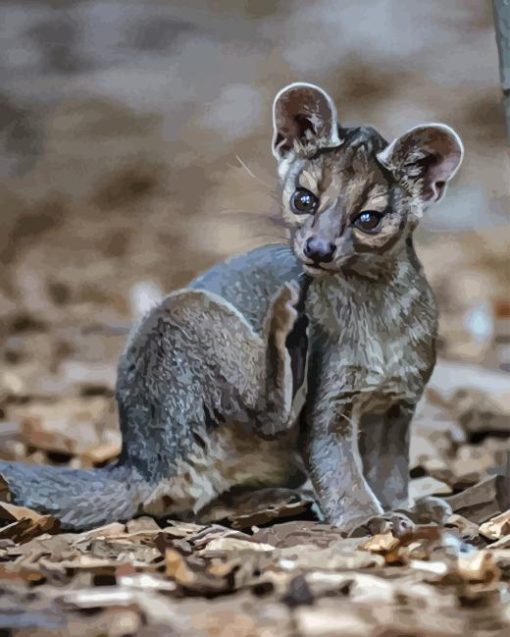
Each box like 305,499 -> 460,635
306,241 -> 426,323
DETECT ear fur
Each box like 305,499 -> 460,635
272,82 -> 341,160
377,123 -> 463,204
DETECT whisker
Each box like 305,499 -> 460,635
234,155 -> 274,191
225,156 -> 283,207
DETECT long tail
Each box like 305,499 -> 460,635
0,460 -> 149,531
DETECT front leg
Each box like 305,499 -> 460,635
302,399 -> 383,531
359,401 -> 414,511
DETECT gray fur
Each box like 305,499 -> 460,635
0,83 -> 462,532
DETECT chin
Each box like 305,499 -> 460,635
302,263 -> 340,278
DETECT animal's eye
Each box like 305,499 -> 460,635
353,210 -> 384,233
291,188 -> 319,215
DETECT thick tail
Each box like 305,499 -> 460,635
0,460 -> 150,531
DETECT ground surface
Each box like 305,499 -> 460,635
3,355 -> 510,637
1,1 -> 510,635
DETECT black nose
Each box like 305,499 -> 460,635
303,237 -> 336,264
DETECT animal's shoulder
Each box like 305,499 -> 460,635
189,244 -> 303,333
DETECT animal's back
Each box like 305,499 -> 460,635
189,243 -> 302,332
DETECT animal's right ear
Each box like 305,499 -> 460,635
272,83 -> 341,160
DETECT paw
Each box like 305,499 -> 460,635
348,512 -> 415,538
411,495 -> 453,524
270,282 -> 300,341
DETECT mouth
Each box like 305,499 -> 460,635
302,262 -> 339,277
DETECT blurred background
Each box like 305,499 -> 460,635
0,0 -> 509,469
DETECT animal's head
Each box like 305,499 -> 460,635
272,83 -> 463,278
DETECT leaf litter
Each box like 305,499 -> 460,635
2,383 -> 510,637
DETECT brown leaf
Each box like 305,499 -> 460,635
359,532 -> 400,554
125,516 -> 161,534
457,549 -> 500,583
445,475 -> 510,523
479,510 -> 510,541
0,562 -> 45,583
79,441 -> 121,467
445,513 -> 482,544
82,522 -> 126,539
449,387 -> 510,438
0,501 -> 48,523
251,521 -> 346,549
165,548 -> 196,583
196,486 -> 314,529
165,548 -> 227,593
486,535 -> 510,550
279,540 -> 385,571
0,515 -> 59,544
198,537 -> 275,555
13,397 -> 116,457
410,476 -> 453,500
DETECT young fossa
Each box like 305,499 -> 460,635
0,83 -> 463,531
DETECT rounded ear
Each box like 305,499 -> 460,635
377,124 -> 464,204
272,82 -> 341,160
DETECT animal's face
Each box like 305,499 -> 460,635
272,83 -> 463,278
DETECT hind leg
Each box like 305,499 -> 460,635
117,284 -> 307,519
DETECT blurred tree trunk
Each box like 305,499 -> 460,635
493,0 -> 510,140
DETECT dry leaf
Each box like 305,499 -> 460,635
197,486 -> 313,529
0,515 -> 59,544
82,522 -> 126,539
446,513 -> 481,539
125,516 -> 161,534
359,532 -> 400,554
251,521 -> 345,549
0,501 -> 49,523
13,397 -> 116,456
446,475 -> 510,523
410,476 -> 453,501
198,537 -> 275,555
479,510 -> 510,541
457,550 -> 500,583
80,441 -> 121,467
487,535 -> 510,550
165,548 -> 228,593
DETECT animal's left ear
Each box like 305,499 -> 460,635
377,124 -> 463,204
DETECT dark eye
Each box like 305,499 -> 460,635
291,188 -> 319,215
353,210 -> 384,233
